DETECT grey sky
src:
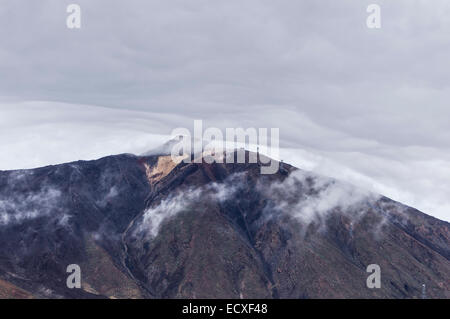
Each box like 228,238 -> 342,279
0,0 -> 449,221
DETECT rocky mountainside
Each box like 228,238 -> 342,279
0,150 -> 448,298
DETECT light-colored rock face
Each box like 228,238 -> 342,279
144,155 -> 185,185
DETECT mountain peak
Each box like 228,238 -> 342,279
0,150 -> 448,298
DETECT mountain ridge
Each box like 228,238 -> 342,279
0,150 -> 448,298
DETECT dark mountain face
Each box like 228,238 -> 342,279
0,152 -> 448,299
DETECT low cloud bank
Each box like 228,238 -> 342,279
259,170 -> 381,227
1,100 -> 449,222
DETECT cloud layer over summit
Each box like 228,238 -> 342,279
0,1 -> 449,221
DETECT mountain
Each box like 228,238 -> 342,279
0,149 -> 448,299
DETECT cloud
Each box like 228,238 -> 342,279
1,100 -> 449,222
135,172 -> 246,237
2,1 -> 450,145
135,168 -> 385,239
281,146 -> 450,222
258,170 -> 380,227
138,188 -> 202,238
0,100 -> 181,170
96,186 -> 119,208
0,1 -> 449,221
0,183 -> 66,226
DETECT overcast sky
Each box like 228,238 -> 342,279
0,0 -> 449,221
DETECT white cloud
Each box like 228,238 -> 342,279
139,188 -> 203,238
136,173 -> 246,237
1,100 -> 449,222
259,169 -> 380,226
0,185 -> 64,225
0,1 -> 449,222
0,100 -> 180,170
281,147 -> 450,222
